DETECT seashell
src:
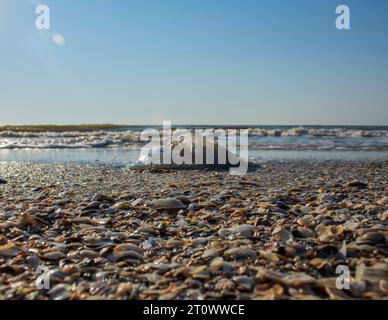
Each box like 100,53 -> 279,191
315,245 -> 338,258
345,181 -> 368,189
296,227 -> 315,238
113,243 -> 143,254
135,226 -> 159,236
176,219 -> 188,228
276,201 -> 289,210
317,224 -> 344,243
224,246 -> 257,259
147,198 -> 186,211
108,250 -> 143,262
233,276 -> 254,291
112,201 -> 132,210
62,264 -> 79,274
175,195 -> 191,206
116,283 -> 134,296
144,263 -> 180,272
198,200 -> 217,208
256,267 -> 316,287
83,237 -> 114,248
379,280 -> 388,294
365,204 -> 378,212
26,255 -> 40,268
91,193 -> 103,202
215,278 -> 235,291
189,265 -> 207,275
259,250 -> 280,262
201,248 -> 220,260
376,196 -> 388,206
360,231 -> 386,244
229,197 -> 242,204
43,251 -> 66,261
254,284 -> 284,299
0,243 -> 21,257
165,238 -> 185,249
356,263 -> 388,283
209,257 -> 224,270
219,224 -> 255,238
273,227 -> 292,242
78,250 -> 99,259
349,280 -> 367,297
131,198 -> 144,206
17,212 -> 38,227
325,287 -> 355,300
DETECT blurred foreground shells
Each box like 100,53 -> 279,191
0,161 -> 387,300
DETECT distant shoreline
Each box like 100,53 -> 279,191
1,124 -> 388,133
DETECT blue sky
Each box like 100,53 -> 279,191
0,0 -> 387,125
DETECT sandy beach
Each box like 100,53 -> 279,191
0,160 -> 387,300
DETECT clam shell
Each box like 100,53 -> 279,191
148,198 -> 186,210
224,246 -> 257,259
0,243 -> 21,257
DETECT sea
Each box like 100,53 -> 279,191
1,125 -> 387,167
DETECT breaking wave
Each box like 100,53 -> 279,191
0,126 -> 387,151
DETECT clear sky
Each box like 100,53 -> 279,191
0,0 -> 387,125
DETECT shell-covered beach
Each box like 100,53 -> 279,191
0,161 -> 387,300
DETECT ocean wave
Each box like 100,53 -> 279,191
248,127 -> 388,137
0,127 -> 388,150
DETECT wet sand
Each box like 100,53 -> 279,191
0,161 -> 387,300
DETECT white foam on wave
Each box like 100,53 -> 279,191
0,127 -> 387,150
